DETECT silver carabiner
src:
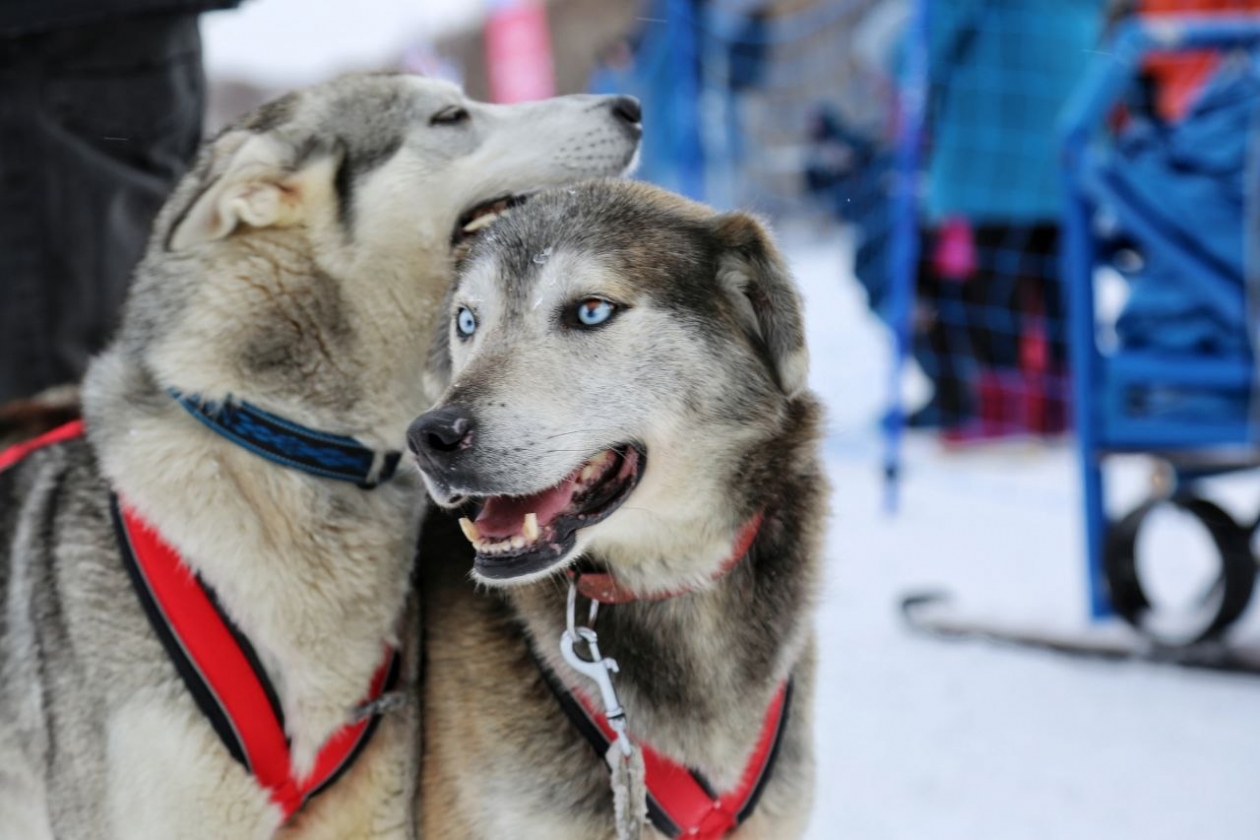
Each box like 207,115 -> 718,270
561,581 -> 631,757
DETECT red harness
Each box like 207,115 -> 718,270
2,422 -> 398,823
547,510 -> 791,840
0,418 -> 86,472
544,674 -> 791,840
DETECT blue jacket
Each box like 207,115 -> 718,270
1101,59 -> 1257,358
924,0 -> 1102,223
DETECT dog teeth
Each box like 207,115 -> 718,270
458,517 -> 481,544
580,450 -> 614,482
468,507 -> 539,556
474,537 -> 517,555
461,205 -> 513,234
461,213 -> 498,234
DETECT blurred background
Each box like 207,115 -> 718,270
5,0 -> 1260,836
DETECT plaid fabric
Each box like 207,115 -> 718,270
924,0 -> 1103,224
0,0 -> 240,37
0,12 -> 203,402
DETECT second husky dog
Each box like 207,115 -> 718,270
0,75 -> 639,840
410,180 -> 826,839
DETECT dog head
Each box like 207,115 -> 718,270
409,180 -> 810,588
109,73 -> 640,436
162,74 -> 641,257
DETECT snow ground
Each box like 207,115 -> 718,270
791,233 -> 1260,840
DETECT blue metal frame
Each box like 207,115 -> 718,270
1059,15 -> 1260,618
589,0 -> 706,201
883,0 -> 929,513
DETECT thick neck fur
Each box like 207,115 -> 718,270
81,233 -> 434,776
510,395 -> 826,791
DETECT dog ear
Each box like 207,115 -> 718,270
712,212 -> 809,397
167,132 -> 343,251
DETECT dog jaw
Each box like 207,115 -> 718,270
438,446 -> 646,584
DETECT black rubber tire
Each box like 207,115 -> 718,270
1104,495 -> 1256,646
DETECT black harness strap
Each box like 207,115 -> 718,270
112,494 -> 261,770
112,493 -> 400,811
533,652 -> 682,837
734,679 -> 793,824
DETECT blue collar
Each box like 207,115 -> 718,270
169,389 -> 402,489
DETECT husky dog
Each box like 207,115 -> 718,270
0,74 -> 640,840
410,180 -> 826,839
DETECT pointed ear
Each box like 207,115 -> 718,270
167,133 -> 343,251
712,212 -> 809,397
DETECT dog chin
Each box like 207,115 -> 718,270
620,147 -> 642,178
469,539 -> 585,588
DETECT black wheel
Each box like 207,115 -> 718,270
1104,495 -> 1256,646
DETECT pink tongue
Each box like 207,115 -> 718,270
474,471 -> 580,539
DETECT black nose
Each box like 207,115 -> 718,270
407,406 -> 475,462
610,96 -> 642,126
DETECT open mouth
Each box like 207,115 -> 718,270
450,193 -> 528,251
457,445 -> 645,580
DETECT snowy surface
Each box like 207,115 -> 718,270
791,233 -> 1260,840
201,0 -> 480,86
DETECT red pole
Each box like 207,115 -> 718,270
484,0 -> 556,103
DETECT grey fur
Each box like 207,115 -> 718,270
0,75 -> 640,840
416,180 -> 826,839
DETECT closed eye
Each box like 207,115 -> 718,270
431,106 -> 470,126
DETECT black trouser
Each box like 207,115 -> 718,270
0,12 -> 203,403
916,224 -> 1065,426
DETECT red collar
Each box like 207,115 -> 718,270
573,509 -> 766,604
1,422 -> 397,823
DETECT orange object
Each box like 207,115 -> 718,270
1141,0 -> 1260,120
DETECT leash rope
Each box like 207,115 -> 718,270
539,610 -> 793,840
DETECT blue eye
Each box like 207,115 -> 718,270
574,299 -> 616,328
456,306 -> 477,337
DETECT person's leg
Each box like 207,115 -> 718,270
932,277 -> 977,428
913,226 -> 977,428
0,13 -> 203,404
1022,224 -> 1067,434
969,224 -> 1025,371
1030,225 -> 1065,369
